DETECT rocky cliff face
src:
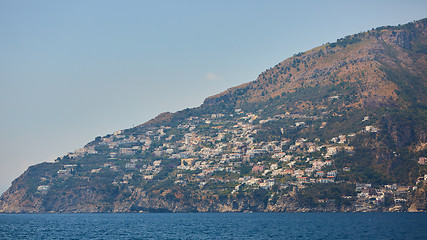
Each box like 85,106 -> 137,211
1,18 -> 426,213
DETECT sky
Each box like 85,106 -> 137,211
0,0 -> 426,195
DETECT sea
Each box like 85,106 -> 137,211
0,213 -> 426,239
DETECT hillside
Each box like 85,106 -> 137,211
1,19 -> 426,213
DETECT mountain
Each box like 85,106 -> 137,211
1,19 -> 426,213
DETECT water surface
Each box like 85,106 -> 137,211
0,213 -> 426,239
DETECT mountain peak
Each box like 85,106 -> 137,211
204,18 -> 426,112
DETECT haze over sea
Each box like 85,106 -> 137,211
0,213 -> 426,239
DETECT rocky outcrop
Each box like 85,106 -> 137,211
409,184 -> 427,212
0,186 -> 307,213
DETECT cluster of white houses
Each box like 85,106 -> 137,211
41,109 -> 426,210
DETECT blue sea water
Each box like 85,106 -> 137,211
0,213 -> 426,239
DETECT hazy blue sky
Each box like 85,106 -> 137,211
0,0 -> 426,194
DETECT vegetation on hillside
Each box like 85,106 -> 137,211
1,18 -> 426,213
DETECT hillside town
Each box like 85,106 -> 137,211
2,18 -> 426,213
39,108 -> 426,212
